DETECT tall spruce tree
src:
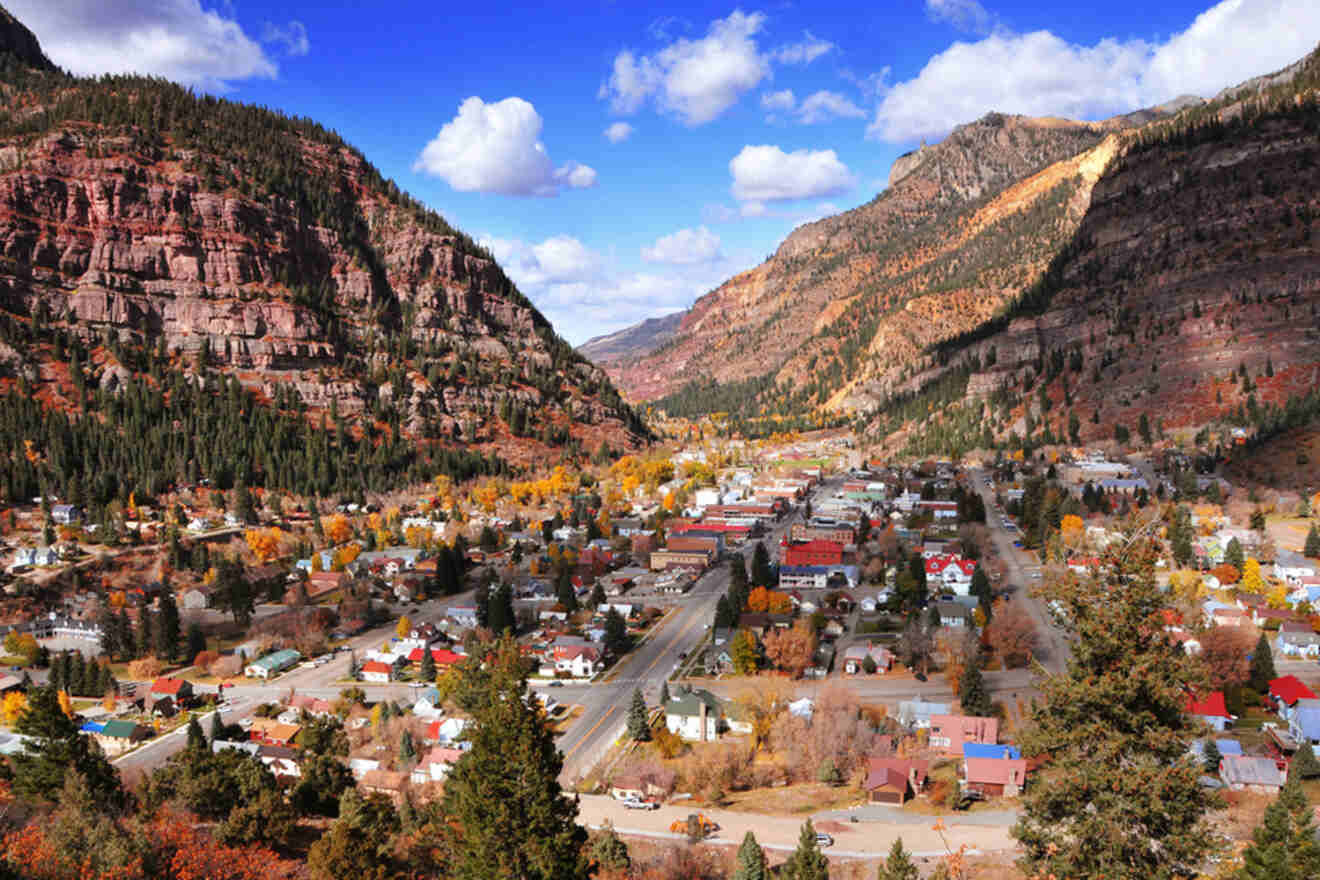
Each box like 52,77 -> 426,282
156,590 -> 181,661
185,622 -> 206,663
1249,632 -> 1276,694
781,819 -> 829,880
186,714 -> 206,750
750,542 -> 772,587
440,637 -> 589,880
420,648 -> 437,683
1288,740 -> 1320,780
12,687 -> 123,810
959,658 -> 992,717
1225,537 -> 1246,573
1203,738 -> 1222,774
1236,775 -> 1320,880
1305,525 -> 1320,559
732,831 -> 768,880
603,608 -> 630,656
877,838 -> 919,880
1013,523 -> 1217,878
626,689 -> 650,742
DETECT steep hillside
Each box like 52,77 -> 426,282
0,13 -> 644,504
0,4 -> 53,72
578,311 -> 683,365
604,111 -> 1149,414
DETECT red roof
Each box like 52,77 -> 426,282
149,677 -> 188,696
408,646 -> 464,665
361,660 -> 392,675
964,757 -> 1028,786
1185,690 -> 1231,719
1270,675 -> 1317,705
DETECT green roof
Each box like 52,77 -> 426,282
250,648 -> 301,670
99,720 -> 147,739
664,687 -> 722,719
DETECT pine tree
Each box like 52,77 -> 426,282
11,687 -> 124,811
398,728 -> 416,765
210,711 -> 225,743
1013,531 -> 1217,877
659,681 -> 670,706
603,608 -> 630,656
590,822 -> 630,873
1288,740 -> 1320,780
1225,537 -> 1246,573
136,612 -> 153,659
156,590 -> 181,661
732,831 -> 768,880
714,594 -> 735,630
186,622 -> 206,662
626,688 -> 650,742
1250,632 -> 1276,694
440,637 -> 589,880
420,648 -> 437,683
589,582 -> 606,608
877,838 -> 919,880
781,819 -> 829,880
751,542 -> 772,587
186,714 -> 206,750
1203,738 -> 1222,774
1305,525 -> 1320,559
729,554 -> 748,591
1236,776 -> 1320,879
959,658 -> 992,717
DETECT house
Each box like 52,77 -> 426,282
1212,606 -> 1249,628
935,601 -> 973,628
863,757 -> 929,805
51,504 -> 82,525
288,694 -> 335,717
348,758 -> 380,779
1185,691 -> 1235,732
1252,607 -> 1295,628
609,773 -> 666,802
928,714 -> 999,755
664,686 -> 722,741
554,644 -> 602,677
179,585 -> 212,610
149,677 -> 193,704
779,565 -> 859,591
1288,700 -> 1320,747
245,648 -> 301,679
897,699 -> 951,730
91,720 -> 153,756
962,757 -> 1029,797
1270,675 -> 1318,720
447,606 -> 480,628
925,555 -> 977,595
360,659 -> 399,684
359,769 -> 408,802
1274,550 -> 1317,585
1277,622 -> 1320,658
1220,755 -> 1286,793
425,717 -> 469,746
249,718 -> 301,746
411,747 -> 465,784
843,643 -> 894,674
256,744 -> 302,778
781,539 -> 845,567
12,546 -> 59,568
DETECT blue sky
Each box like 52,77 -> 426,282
10,0 -> 1320,344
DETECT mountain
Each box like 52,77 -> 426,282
577,312 -> 683,366
0,4 -> 53,72
594,46 -> 1320,455
0,9 -> 644,504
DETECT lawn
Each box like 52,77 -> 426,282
719,780 -> 864,815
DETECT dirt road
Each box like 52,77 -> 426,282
576,795 -> 1019,859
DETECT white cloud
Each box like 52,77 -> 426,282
414,97 -> 597,197
481,234 -> 724,344
871,0 -> 1320,143
772,31 -> 835,64
730,145 -> 856,203
796,90 -> 867,124
925,0 -> 997,36
7,0 -> 279,92
262,20 -> 310,57
603,122 -> 635,143
601,10 -> 771,125
642,226 -> 723,265
761,89 -> 797,112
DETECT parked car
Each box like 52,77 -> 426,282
548,681 -> 564,688
622,798 -> 659,810
815,832 -> 834,847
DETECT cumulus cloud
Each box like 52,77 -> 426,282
481,234 -> 723,344
600,10 -> 771,125
730,145 -> 856,203
797,91 -> 867,124
603,121 -> 635,143
7,0 -> 279,91
772,31 -> 835,64
925,0 -> 997,36
414,97 -> 597,197
871,0 -> 1320,143
761,89 -> 796,112
641,226 -> 723,265
262,20 -> 310,57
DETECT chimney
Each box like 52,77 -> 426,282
699,701 -> 708,743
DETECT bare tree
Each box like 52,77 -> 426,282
985,602 -> 1040,668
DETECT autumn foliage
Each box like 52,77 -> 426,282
1210,563 -> 1240,585
243,528 -> 285,563
744,587 -> 793,615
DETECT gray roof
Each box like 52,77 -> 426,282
1220,755 -> 1285,787
664,686 -> 722,719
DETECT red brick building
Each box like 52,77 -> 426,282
781,539 -> 845,567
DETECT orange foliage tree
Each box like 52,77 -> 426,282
243,528 -> 285,563
763,620 -> 817,678
745,587 -> 793,615
321,514 -> 352,545
1210,563 -> 1240,585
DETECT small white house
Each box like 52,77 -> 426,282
664,686 -> 722,741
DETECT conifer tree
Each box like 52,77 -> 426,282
398,728 -> 416,765
781,819 -> 829,880
714,594 -> 735,630
1203,737 -> 1222,774
11,687 -> 123,810
603,608 -> 629,656
440,637 -> 589,880
186,714 -> 206,750
420,648 -> 436,683
590,822 -> 630,873
156,590 -> 181,661
659,680 -> 670,706
733,831 -> 768,880
1288,740 -> 1320,780
1236,776 -> 1320,879
626,689 -> 650,742
1305,525 -> 1320,559
959,657 -> 992,717
1225,537 -> 1246,572
1013,522 -> 1217,878
1249,632 -> 1276,694
185,622 -> 206,662
210,711 -> 225,743
589,582 -> 606,608
877,838 -> 919,880
751,542 -> 772,587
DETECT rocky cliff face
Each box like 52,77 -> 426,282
0,36 -> 643,469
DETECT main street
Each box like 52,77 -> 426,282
553,480 -> 824,782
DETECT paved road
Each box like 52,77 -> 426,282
554,480 -> 831,783
111,696 -> 254,779
970,470 -> 1071,676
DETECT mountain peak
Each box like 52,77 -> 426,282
0,4 -> 56,72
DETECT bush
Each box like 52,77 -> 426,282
652,725 -> 686,759
127,656 -> 164,679
193,650 -> 219,671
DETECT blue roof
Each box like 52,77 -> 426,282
1216,739 -> 1244,756
963,742 -> 1022,760
1294,706 -> 1320,741
79,721 -> 105,733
